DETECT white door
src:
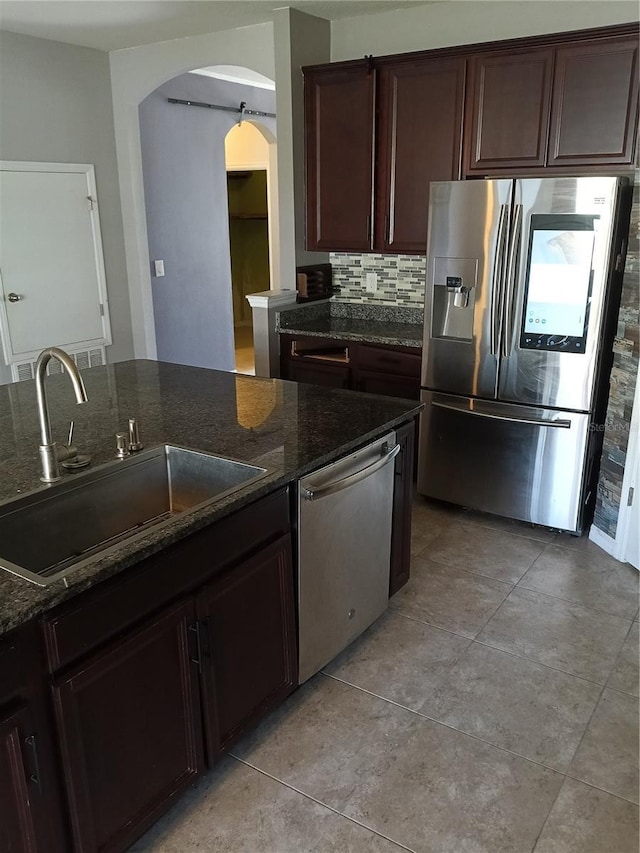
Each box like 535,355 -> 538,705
0,162 -> 111,362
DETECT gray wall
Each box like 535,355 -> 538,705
0,30 -> 133,384
139,73 -> 276,371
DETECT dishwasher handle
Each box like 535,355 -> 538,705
301,442 -> 400,501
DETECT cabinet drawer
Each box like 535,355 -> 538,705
42,489 -> 290,673
358,345 -> 422,378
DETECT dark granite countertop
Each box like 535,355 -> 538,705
277,302 -> 424,349
0,360 -> 421,636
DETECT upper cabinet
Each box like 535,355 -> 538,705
464,48 -> 554,173
464,31 -> 639,175
376,57 -> 465,253
304,24 -> 639,255
304,62 -> 375,252
548,35 -> 639,167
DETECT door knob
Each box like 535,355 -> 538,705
7,293 -> 22,303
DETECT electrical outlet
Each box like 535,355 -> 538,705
365,272 -> 378,293
154,260 -> 165,277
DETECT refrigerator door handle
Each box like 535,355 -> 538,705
431,400 -> 571,429
502,203 -> 523,357
491,203 -> 509,356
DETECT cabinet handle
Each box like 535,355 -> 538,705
24,734 -> 42,790
188,622 -> 204,672
366,214 -> 372,245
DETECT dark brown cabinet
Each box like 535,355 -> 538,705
199,534 -> 296,759
287,359 -> 350,389
0,626 -> 67,853
281,335 -> 421,401
305,25 -> 639,245
389,420 -> 416,596
0,706 -> 40,853
464,48 -> 554,173
464,31 -> 639,174
40,489 -> 295,852
304,62 -> 375,252
548,36 -> 639,167
51,600 -> 204,853
376,57 -> 465,253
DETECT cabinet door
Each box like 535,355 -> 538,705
287,359 -> 350,389
0,706 -> 39,853
353,368 -> 420,401
548,36 -> 639,167
199,534 -> 296,758
304,63 -> 375,251
389,420 -> 415,596
464,48 -> 553,174
376,57 -> 465,254
52,600 -> 204,853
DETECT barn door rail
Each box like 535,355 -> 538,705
168,98 -> 276,124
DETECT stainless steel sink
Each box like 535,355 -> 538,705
0,445 -> 268,586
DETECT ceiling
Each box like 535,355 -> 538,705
0,1 -> 436,52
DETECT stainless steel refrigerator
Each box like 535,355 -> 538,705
418,176 -> 631,533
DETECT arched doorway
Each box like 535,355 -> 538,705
138,65 -> 277,372
225,121 -> 276,374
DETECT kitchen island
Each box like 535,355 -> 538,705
0,360 -> 421,853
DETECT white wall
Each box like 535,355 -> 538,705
331,1 -> 640,61
109,23 -> 278,361
0,30 -> 133,383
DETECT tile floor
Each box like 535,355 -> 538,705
132,497 -> 639,853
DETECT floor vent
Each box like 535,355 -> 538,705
12,347 -> 106,382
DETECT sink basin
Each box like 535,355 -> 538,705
0,445 -> 268,586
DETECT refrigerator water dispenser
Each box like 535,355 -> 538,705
431,257 -> 478,341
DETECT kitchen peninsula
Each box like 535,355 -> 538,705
0,360 -> 421,853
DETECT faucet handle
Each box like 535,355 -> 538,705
67,420 -> 75,448
128,418 -> 143,452
115,432 -> 130,458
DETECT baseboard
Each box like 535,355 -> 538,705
588,524 -> 618,558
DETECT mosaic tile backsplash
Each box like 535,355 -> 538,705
593,177 -> 639,539
329,253 -> 427,306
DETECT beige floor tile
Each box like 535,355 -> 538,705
130,756 -> 406,853
341,709 -> 563,853
478,588 -> 632,683
518,544 -> 639,619
426,522 -> 545,583
462,509 -> 557,543
568,688 -> 639,803
553,530 -> 614,553
230,675 -> 416,811
390,557 -> 512,639
417,642 -> 601,771
324,610 -> 470,710
607,622 -> 640,697
533,777 -> 639,853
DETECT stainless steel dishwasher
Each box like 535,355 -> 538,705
297,431 -> 399,683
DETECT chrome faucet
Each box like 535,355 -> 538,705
35,347 -> 88,482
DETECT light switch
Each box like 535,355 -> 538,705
365,272 -> 378,293
154,260 -> 165,277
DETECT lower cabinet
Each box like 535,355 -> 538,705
281,335 -> 421,400
389,420 -> 415,596
286,359 -> 350,389
0,626 -> 67,853
40,489 -> 296,852
51,600 -> 203,853
0,706 -> 41,853
198,534 -> 296,759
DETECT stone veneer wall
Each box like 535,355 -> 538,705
329,253 -> 426,305
593,178 -> 640,539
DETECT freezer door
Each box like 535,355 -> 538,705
498,176 -> 623,411
422,179 -> 513,399
417,391 -> 590,531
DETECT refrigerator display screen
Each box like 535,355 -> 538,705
520,215 -> 596,354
